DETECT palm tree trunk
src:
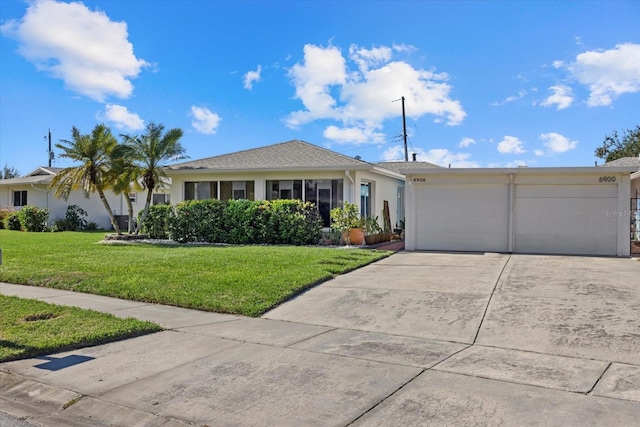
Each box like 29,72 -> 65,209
136,189 -> 154,235
97,187 -> 121,234
124,194 -> 135,234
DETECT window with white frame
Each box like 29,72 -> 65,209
128,192 -> 137,203
13,190 -> 27,207
360,182 -> 372,218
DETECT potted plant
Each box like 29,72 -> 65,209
330,201 -> 364,245
363,216 -> 383,245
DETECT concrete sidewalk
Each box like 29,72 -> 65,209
1,252 -> 640,426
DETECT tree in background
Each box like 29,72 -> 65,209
595,125 -> 640,162
120,122 -> 186,233
1,164 -> 20,179
49,124 -> 121,234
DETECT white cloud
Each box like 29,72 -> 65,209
491,90 -> 526,106
243,65 -> 262,90
381,145 -> 478,168
323,125 -> 385,144
0,0 -> 148,102
190,106 -> 221,135
534,149 -> 545,156
458,137 -> 475,148
552,60 -> 564,69
540,132 -> 578,153
286,44 -> 346,127
567,43 -> 640,106
541,85 -> 574,110
102,104 -> 144,130
349,44 -> 393,72
285,43 -> 465,144
497,136 -> 525,154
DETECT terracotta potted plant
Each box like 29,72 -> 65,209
330,201 -> 364,245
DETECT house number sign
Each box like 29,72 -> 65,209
599,176 -> 616,183
412,177 -> 427,183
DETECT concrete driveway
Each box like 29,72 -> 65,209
1,252 -> 639,426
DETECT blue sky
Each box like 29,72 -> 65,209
1,0 -> 639,175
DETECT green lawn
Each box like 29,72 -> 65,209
0,295 -> 162,362
0,230 -> 392,316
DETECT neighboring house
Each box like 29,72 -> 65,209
0,166 -> 171,230
164,140 -> 407,228
602,156 -> 640,199
603,157 -> 640,243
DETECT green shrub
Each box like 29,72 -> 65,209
169,199 -> 227,243
53,205 -> 88,231
18,206 -> 49,232
6,213 -> 22,231
168,199 -> 322,245
85,221 -> 99,231
139,204 -> 174,239
0,208 -> 12,229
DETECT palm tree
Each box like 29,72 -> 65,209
49,124 -> 121,234
109,146 -> 142,234
121,122 -> 187,233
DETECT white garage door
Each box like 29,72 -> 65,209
514,185 -> 618,256
416,184 -> 509,252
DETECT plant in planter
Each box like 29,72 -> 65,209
363,216 -> 383,245
330,201 -> 364,245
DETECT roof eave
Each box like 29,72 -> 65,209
164,165 -> 373,174
403,166 -> 640,175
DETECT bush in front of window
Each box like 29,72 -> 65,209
18,206 -> 49,232
167,199 -> 322,245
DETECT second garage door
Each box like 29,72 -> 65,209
514,184 -> 618,256
415,184 -> 509,252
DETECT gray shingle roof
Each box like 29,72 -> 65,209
376,161 -> 442,174
602,157 -> 640,168
167,140 -> 372,171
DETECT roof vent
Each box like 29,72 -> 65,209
355,155 -> 361,160
412,153 -> 417,162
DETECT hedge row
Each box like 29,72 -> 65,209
139,199 -> 323,245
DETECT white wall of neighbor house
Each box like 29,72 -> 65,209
405,168 -> 635,257
1,183 -> 171,230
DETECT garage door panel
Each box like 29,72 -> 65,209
416,184 -> 506,201
416,184 -> 509,252
516,214 -> 616,237
416,198 -> 507,216
416,214 -> 508,234
516,197 -> 616,216
516,184 -> 616,198
417,230 -> 507,252
514,233 -> 617,256
514,184 -> 618,256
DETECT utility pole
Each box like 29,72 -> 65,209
401,96 -> 408,161
47,129 -> 53,167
